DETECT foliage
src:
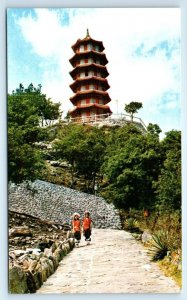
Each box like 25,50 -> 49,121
154,130 -> 181,211
158,252 -> 182,288
148,230 -> 169,261
8,83 -> 61,183
124,101 -> 143,121
120,208 -> 181,261
101,124 -> 163,209
124,218 -> 139,232
53,124 -> 106,191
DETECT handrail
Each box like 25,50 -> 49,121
68,113 -> 147,130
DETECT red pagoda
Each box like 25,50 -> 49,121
69,29 -> 112,122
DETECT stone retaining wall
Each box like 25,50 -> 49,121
8,180 -> 122,229
9,238 -> 74,293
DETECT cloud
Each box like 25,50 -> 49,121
11,8 -> 180,133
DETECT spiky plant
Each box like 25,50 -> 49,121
148,230 -> 169,261
124,218 -> 139,232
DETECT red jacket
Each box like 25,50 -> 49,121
72,219 -> 81,232
83,217 -> 92,230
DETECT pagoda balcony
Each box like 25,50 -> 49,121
69,50 -> 108,67
70,63 -> 109,79
70,76 -> 110,92
69,90 -> 111,105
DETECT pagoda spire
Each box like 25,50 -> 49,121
86,28 -> 90,38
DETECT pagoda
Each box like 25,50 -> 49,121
69,29 -> 112,122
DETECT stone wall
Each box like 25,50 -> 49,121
9,238 -> 74,293
9,210 -> 75,294
9,180 -> 122,229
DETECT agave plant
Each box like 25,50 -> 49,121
124,218 -> 139,232
148,230 -> 169,261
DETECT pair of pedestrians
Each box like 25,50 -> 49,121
72,211 -> 92,247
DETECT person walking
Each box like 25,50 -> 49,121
82,211 -> 92,245
72,212 -> 81,247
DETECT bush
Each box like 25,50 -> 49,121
148,230 -> 169,261
124,218 -> 139,232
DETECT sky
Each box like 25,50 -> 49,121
7,8 -> 181,136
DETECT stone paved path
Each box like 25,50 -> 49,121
37,229 -> 180,294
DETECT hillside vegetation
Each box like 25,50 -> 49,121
8,84 -> 181,285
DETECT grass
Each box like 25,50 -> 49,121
158,256 -> 182,288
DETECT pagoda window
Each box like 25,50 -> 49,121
85,71 -> 89,77
85,84 -> 89,90
81,112 -> 86,118
99,99 -> 104,104
96,99 -> 99,104
81,99 -> 86,105
93,58 -> 97,64
94,84 -> 98,90
90,84 -> 94,89
81,86 -> 85,91
84,44 -> 88,51
86,99 -> 90,104
95,45 -> 100,52
84,59 -> 88,63
94,71 -> 97,76
76,60 -> 80,66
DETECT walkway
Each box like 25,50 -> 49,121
37,229 -> 180,294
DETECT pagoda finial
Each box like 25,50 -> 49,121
86,28 -> 90,38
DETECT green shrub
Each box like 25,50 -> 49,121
148,230 -> 169,261
124,218 -> 139,232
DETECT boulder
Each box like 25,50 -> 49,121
9,266 -> 28,294
33,271 -> 43,290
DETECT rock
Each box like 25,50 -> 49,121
43,248 -> 53,257
26,248 -> 41,255
142,230 -> 152,245
9,266 -> 28,294
26,271 -> 36,293
33,271 -> 43,290
28,260 -> 38,273
53,249 -> 62,263
9,227 -> 32,237
10,249 -> 26,257
8,180 -> 122,230
37,241 -> 53,252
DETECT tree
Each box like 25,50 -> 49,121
154,130 -> 181,211
53,124 -> 106,191
147,123 -> 162,137
100,123 -> 163,209
8,83 -> 61,183
124,101 -> 143,121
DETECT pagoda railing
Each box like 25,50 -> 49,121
68,113 -> 147,130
